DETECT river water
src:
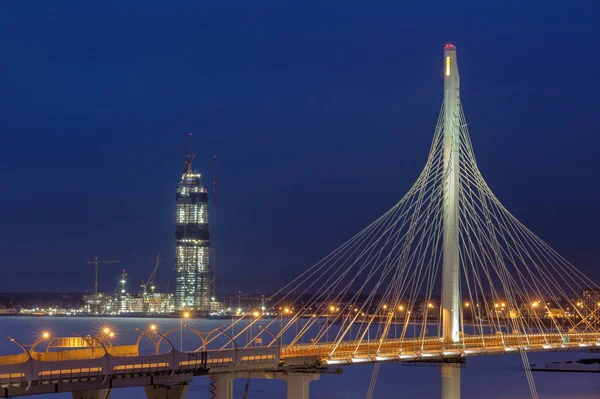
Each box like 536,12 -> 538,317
2,317 -> 598,398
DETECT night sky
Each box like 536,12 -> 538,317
0,1 -> 599,294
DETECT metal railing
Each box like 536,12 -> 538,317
0,331 -> 596,391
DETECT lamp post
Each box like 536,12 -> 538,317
180,311 -> 190,351
30,331 -> 51,353
8,337 -> 31,361
96,326 -> 116,351
135,325 -> 160,354
42,331 -> 50,352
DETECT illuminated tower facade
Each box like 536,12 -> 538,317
175,155 -> 211,311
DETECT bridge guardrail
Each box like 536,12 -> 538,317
0,332 -> 596,389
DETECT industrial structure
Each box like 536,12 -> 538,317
85,257 -> 119,313
83,266 -> 175,315
174,146 -> 212,311
83,292 -> 175,315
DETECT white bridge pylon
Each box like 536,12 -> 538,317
243,45 -> 600,398
441,43 -> 462,399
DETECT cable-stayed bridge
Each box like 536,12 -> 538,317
1,45 -> 599,399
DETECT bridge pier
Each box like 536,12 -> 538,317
144,384 -> 189,399
72,388 -> 112,399
209,371 -> 320,399
284,373 -> 320,399
210,374 -> 234,399
441,364 -> 460,399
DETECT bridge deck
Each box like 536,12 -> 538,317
0,332 -> 596,396
281,332 -> 600,365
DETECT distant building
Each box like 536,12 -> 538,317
582,288 -> 600,318
174,154 -> 211,311
83,293 -> 175,315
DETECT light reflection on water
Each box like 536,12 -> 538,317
1,317 -> 598,398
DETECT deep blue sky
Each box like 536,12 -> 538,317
0,1 -> 599,294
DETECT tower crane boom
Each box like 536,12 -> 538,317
141,253 -> 161,295
87,257 -> 119,295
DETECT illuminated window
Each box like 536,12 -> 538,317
446,56 -> 451,76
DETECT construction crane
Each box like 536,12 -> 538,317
141,254 -> 161,313
87,257 -> 119,295
211,155 -> 217,304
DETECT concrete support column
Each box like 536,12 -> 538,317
285,373 -> 320,399
441,364 -> 460,399
210,374 -> 234,399
72,389 -> 112,399
144,384 -> 189,399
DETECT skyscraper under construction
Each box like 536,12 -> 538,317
174,153 -> 211,311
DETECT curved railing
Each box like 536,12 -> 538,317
0,329 -> 596,389
0,326 -> 281,389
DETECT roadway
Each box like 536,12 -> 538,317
0,332 -> 597,397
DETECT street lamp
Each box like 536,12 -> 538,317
180,311 -> 190,351
31,331 -> 52,352
529,302 -> 540,325
98,326 -> 116,346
